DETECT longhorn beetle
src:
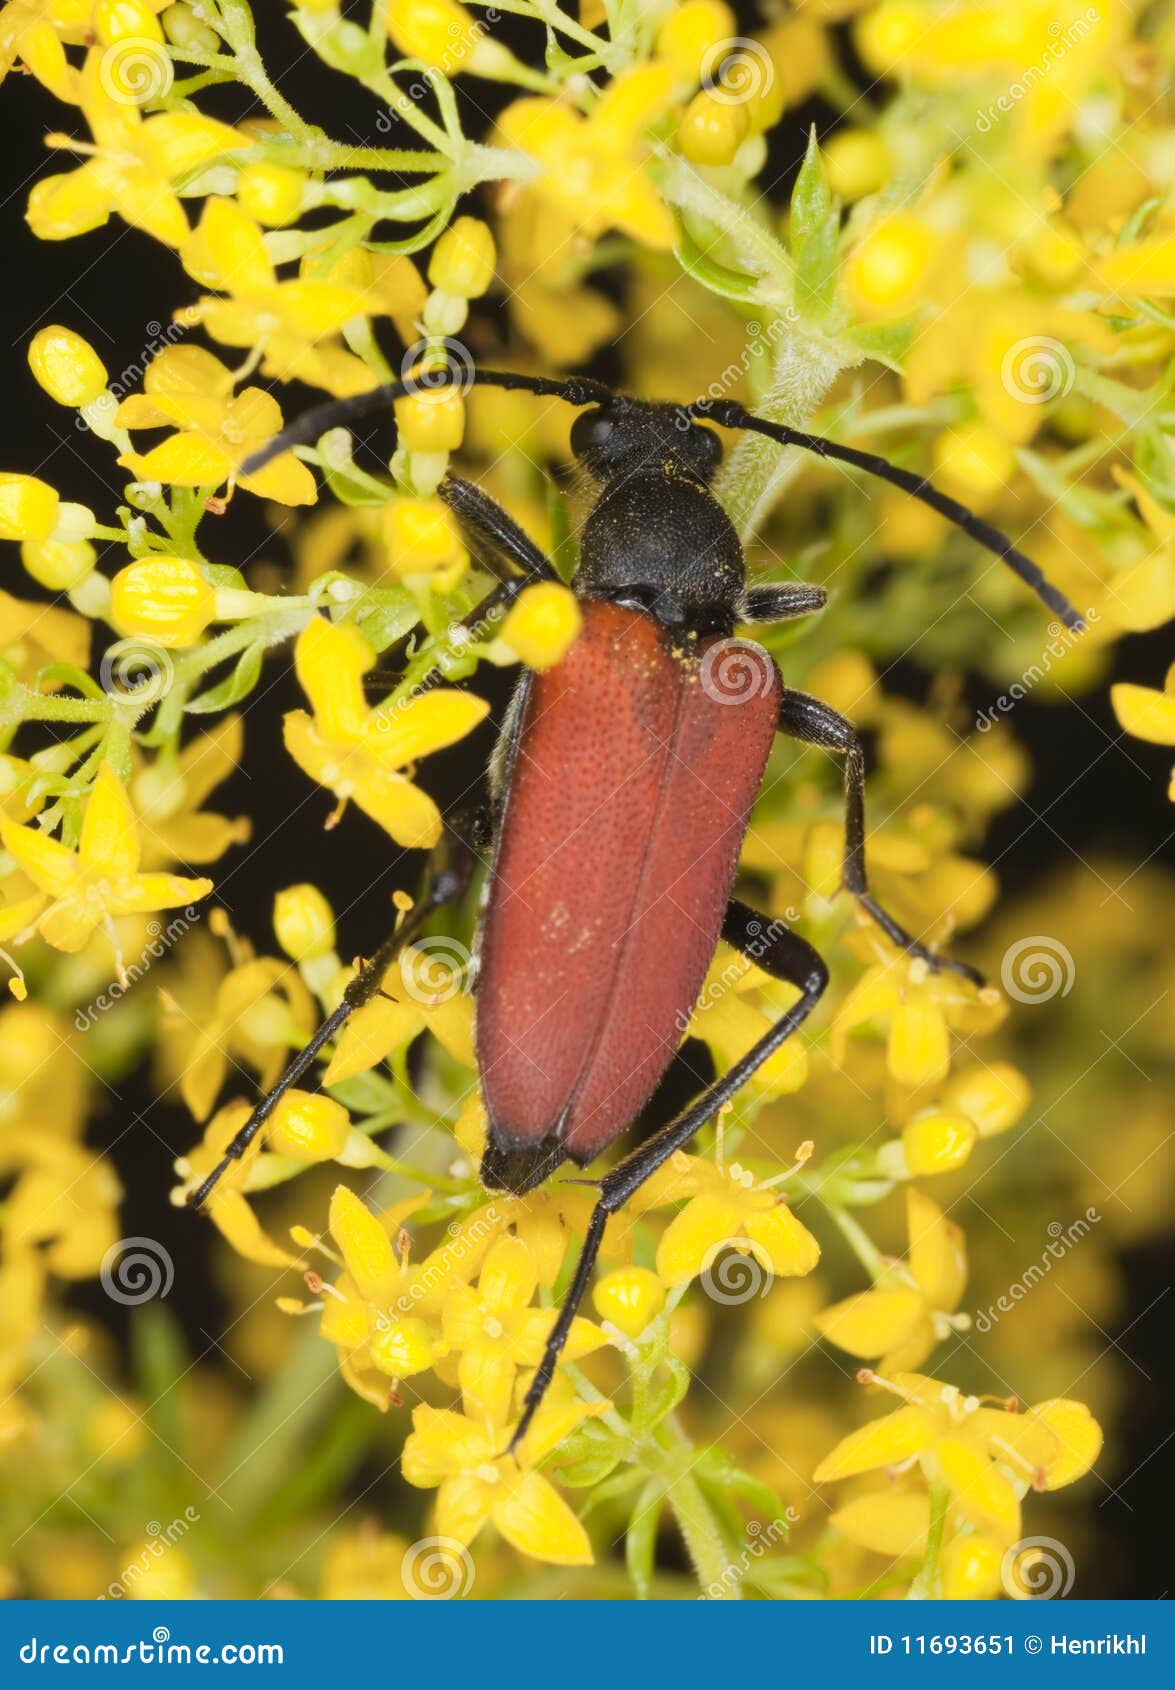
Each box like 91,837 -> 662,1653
188,368 -> 1083,1449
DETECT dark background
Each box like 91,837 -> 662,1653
1,3 -> 1170,1597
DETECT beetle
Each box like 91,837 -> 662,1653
188,368 -> 1083,1447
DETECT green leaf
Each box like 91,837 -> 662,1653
186,642 -> 264,714
848,317 -> 914,371
625,1479 -> 664,1599
790,128 -> 840,320
351,586 -> 421,653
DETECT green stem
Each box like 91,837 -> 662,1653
664,1458 -> 739,1599
908,1480 -> 950,1599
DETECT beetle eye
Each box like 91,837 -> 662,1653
570,408 -> 615,458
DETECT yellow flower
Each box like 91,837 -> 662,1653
182,198 -> 382,393
0,588 -> 90,683
132,713 -> 251,867
441,1235 -> 605,1423
28,51 -> 239,247
685,943 -> 809,1097
0,762 -> 211,966
1106,468 -> 1175,634
814,1371 -> 1102,1544
283,614 -> 489,848
593,1266 -> 665,1338
323,938 -> 474,1083
162,937 -> 315,1121
272,882 -> 335,963
497,66 -> 679,259
117,346 -> 317,505
653,1150 -> 821,1286
499,581 -> 582,671
831,931 -> 1006,1088
171,1100 -> 302,1268
815,1189 -> 968,1372
428,216 -> 496,298
109,555 -> 216,649
1112,668 -> 1175,746
0,473 -> 60,541
319,1529 -> 413,1600
5,1138 -> 122,1278
284,1184 -> 461,1408
402,1394 -> 607,1564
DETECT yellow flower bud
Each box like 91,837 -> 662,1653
931,422 -> 1017,508
268,1089 -> 350,1163
21,536 -> 97,592
941,1061 -> 1030,1138
824,129 -> 891,201
381,497 -> 466,576
901,1109 -> 978,1176
28,327 -> 108,408
844,213 -> 934,321
109,555 -> 216,648
162,2 -> 222,52
273,884 -> 336,962
592,1266 -> 666,1337
677,90 -> 749,167
1017,219 -> 1086,290
501,582 -> 583,671
940,1533 -> 1002,1600
428,216 -> 496,298
0,474 -> 60,542
656,1 -> 737,79
237,162 -> 307,227
386,0 -> 481,71
394,388 -> 465,453
93,0 -> 165,45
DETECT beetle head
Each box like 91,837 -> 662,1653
570,400 -> 722,483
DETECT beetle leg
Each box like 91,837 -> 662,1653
740,582 -> 827,623
185,806 -> 493,1211
439,473 -> 558,584
777,688 -> 984,984
509,903 -> 828,1452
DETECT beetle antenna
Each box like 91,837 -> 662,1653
240,369 -> 612,477
689,399 -> 1084,632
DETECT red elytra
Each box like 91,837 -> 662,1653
476,598 -> 781,1167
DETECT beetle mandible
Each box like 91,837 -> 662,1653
188,368 -> 1083,1448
